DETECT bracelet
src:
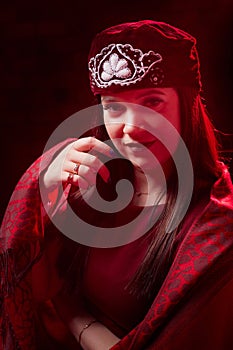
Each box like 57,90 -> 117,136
78,319 -> 98,344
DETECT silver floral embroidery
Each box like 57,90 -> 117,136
89,43 -> 163,89
101,53 -> 132,81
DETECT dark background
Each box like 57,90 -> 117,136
1,0 -> 233,220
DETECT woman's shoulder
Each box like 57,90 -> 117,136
188,164 -> 233,246
210,163 -> 233,211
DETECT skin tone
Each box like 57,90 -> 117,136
102,87 -> 181,205
52,292 -> 120,349
42,87 -> 181,349
43,137 -> 112,191
43,88 -> 180,201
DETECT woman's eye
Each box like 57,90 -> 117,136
142,98 -> 163,108
102,103 -> 125,114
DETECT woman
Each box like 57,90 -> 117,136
1,20 -> 233,350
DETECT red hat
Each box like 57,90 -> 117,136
88,20 -> 202,95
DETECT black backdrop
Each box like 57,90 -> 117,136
1,0 -> 233,220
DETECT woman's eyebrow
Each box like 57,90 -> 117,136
101,90 -> 166,103
137,90 -> 166,98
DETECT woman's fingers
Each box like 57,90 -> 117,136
65,138 -> 113,184
68,152 -> 110,183
65,172 -> 90,190
72,137 -> 113,157
65,163 -> 97,188
43,137 -> 114,190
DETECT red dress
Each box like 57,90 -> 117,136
83,208 -> 156,338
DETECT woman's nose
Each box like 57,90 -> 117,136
123,123 -> 141,135
122,107 -> 144,136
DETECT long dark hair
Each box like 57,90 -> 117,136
125,88 -> 222,299
60,87 -> 222,299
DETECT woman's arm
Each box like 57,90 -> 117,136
52,291 -> 120,350
77,321 -> 120,350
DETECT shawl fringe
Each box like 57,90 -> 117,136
0,249 -> 16,297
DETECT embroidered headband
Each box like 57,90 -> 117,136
88,20 -> 202,95
89,43 -> 164,89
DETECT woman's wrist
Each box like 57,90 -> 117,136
78,319 -> 98,345
53,292 -> 120,350
78,319 -> 120,350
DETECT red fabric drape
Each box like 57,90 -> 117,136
1,141 -> 233,350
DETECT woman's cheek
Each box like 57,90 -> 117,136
105,123 -> 126,156
105,123 -> 122,140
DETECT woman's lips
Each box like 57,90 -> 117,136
123,140 -> 156,152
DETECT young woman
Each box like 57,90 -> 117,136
1,20 -> 233,350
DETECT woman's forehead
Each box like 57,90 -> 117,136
101,87 -> 174,101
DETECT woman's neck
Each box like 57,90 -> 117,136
133,166 -> 167,206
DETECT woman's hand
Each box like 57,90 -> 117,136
52,291 -> 120,350
43,137 -> 113,192
78,321 -> 120,350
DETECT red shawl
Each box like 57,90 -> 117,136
1,141 -> 233,350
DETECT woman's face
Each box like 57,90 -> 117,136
101,87 -> 181,170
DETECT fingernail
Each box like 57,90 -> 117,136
109,148 -> 115,156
